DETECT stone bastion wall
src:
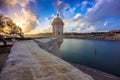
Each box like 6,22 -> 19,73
0,38 -> 94,80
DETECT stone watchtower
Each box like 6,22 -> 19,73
52,14 -> 64,42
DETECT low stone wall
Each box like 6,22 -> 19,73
0,40 -> 93,80
34,38 -> 61,56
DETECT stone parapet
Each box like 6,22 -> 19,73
34,38 -> 57,51
34,38 -> 61,56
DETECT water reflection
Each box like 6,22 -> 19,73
60,39 -> 120,77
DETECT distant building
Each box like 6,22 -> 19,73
52,14 -> 64,42
109,30 -> 120,34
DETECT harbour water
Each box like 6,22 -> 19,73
60,39 -> 120,77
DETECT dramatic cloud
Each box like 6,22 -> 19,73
86,0 -> 120,23
53,0 -> 69,18
104,21 -> 108,27
73,13 -> 82,20
81,0 -> 92,9
0,1 -> 5,8
1,0 -> 120,33
53,0 -> 80,18
61,0 -> 120,32
52,0 -> 96,33
0,0 -> 40,33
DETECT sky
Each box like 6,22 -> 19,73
0,0 -> 120,34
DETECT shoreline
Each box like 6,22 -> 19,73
64,37 -> 120,41
64,37 -> 120,42
71,63 -> 120,80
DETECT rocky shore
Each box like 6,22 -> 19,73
64,32 -> 120,41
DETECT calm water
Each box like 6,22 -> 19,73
60,39 -> 120,77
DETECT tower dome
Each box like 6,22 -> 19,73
52,14 -> 64,25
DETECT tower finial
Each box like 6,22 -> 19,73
57,14 -> 59,17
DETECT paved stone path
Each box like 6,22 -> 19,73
0,40 -> 93,80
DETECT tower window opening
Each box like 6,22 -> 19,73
58,32 -> 60,35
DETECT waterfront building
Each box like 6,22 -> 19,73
52,14 -> 64,42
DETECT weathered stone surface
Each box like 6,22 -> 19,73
0,67 -> 34,80
34,38 -> 60,57
40,66 -> 57,77
52,64 -> 71,73
0,40 -> 94,80
52,75 -> 69,80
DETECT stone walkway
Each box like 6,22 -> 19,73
0,40 -> 93,80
